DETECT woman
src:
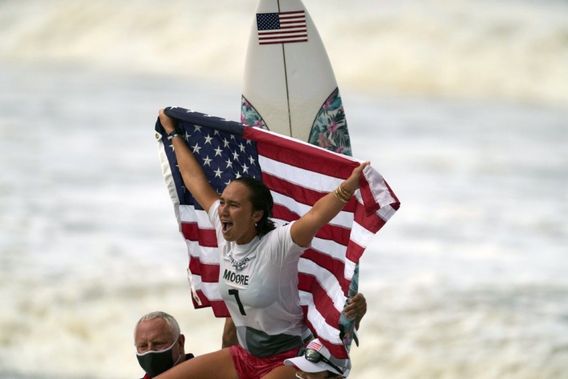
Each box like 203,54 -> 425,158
156,109 -> 368,379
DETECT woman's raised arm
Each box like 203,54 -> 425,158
291,161 -> 369,247
159,109 -> 219,211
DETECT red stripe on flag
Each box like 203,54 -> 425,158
188,257 -> 220,283
278,10 -> 305,15
302,248 -> 350,294
191,290 -> 230,317
315,223 -> 351,246
263,172 -> 358,215
358,178 -> 380,215
263,171 -> 355,246
272,203 -> 300,222
345,240 -> 365,263
210,300 -> 230,317
244,127 -> 357,178
190,289 -> 211,309
319,335 -> 349,360
279,11 -> 305,16
259,28 -> 307,35
259,34 -> 308,41
354,200 -> 386,234
271,203 -> 351,246
298,273 -> 341,326
262,172 -> 327,206
259,40 -> 308,45
181,222 -> 218,247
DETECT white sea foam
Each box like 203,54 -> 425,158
1,0 -> 567,104
0,1 -> 567,378
1,63 -> 566,378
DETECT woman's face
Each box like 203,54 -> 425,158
219,181 -> 262,244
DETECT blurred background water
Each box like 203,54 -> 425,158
0,1 -> 567,378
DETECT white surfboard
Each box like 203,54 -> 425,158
241,0 -> 352,156
241,0 -> 358,353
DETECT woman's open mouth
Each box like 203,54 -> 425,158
222,220 -> 233,233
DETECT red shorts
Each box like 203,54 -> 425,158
229,344 -> 299,379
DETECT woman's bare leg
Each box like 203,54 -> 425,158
155,348 -> 238,379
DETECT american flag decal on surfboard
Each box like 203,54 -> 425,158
256,10 -> 308,45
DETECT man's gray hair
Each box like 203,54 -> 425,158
135,311 -> 181,339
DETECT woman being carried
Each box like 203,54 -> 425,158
156,109 -> 367,379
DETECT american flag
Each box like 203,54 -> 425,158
256,10 -> 308,45
156,107 -> 400,358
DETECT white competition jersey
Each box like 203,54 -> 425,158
208,200 -> 308,356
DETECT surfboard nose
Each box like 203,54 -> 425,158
242,0 -> 351,155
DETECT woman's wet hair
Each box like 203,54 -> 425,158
233,176 -> 275,236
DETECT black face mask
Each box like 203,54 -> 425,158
136,339 -> 180,377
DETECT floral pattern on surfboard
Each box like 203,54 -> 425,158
241,96 -> 268,130
241,89 -> 352,156
308,88 -> 352,156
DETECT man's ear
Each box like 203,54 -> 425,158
178,334 -> 185,353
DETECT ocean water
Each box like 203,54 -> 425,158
1,1 -> 567,378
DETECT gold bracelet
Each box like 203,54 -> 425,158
338,184 -> 353,199
334,186 -> 349,203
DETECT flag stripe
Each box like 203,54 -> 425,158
258,29 -> 307,36
259,39 -> 308,45
271,203 -> 352,246
181,222 -> 217,247
179,205 -> 214,227
278,11 -> 305,16
187,243 -> 220,265
345,240 -> 366,263
193,290 -> 230,316
298,273 -> 340,325
258,33 -> 308,40
271,191 -> 355,230
280,19 -> 305,24
188,257 -> 220,282
259,155 -> 343,193
314,223 -> 351,246
302,248 -> 350,293
262,172 -> 358,213
311,235 -> 352,264
248,128 -> 357,179
301,259 -> 346,310
262,172 -> 326,205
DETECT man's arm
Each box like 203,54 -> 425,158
221,318 -> 237,348
343,293 -> 367,329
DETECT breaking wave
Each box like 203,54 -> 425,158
1,0 -> 567,104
